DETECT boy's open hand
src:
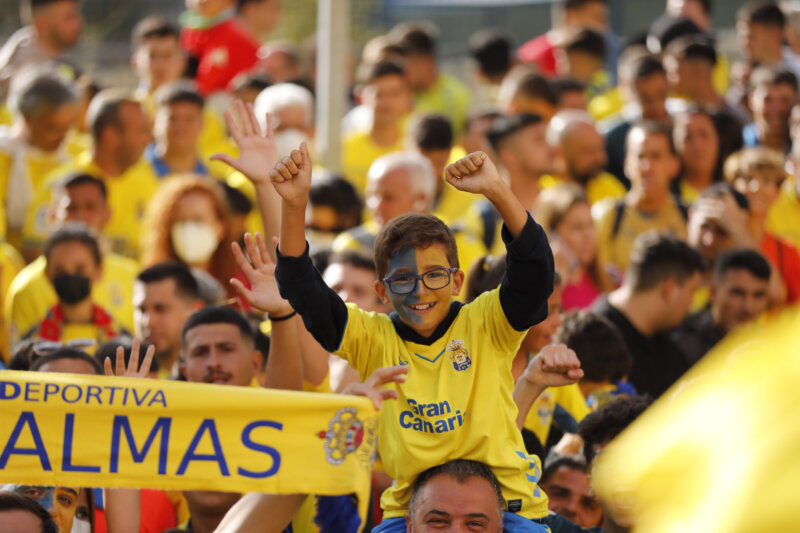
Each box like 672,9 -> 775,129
104,339 -> 155,379
343,365 -> 408,410
523,344 -> 584,388
270,142 -> 312,208
444,151 -> 504,198
210,100 -> 278,186
231,233 -> 293,316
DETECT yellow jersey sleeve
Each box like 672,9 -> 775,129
466,289 -> 528,358
335,303 -> 395,380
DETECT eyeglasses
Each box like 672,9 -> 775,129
382,267 -> 458,295
33,338 -> 96,356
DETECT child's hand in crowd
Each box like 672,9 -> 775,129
231,233 -> 293,316
104,339 -> 155,379
343,365 -> 408,410
523,344 -> 583,388
444,151 -> 504,198
269,142 -> 312,208
210,100 -> 278,186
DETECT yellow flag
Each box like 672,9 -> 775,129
0,371 -> 379,530
592,310 -> 800,533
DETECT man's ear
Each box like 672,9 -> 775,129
374,279 -> 391,305
251,350 -> 263,377
661,277 -> 677,304
451,269 -> 465,297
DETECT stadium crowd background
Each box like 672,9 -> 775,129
1,0 -> 799,532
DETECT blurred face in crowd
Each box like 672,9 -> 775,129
242,0 -> 283,36
667,0 -> 711,31
564,0 -> 608,32
738,22 -> 783,62
633,72 -> 669,123
732,169 -> 783,217
554,202 -> 597,268
3,485 -> 80,533
34,0 -> 83,51
323,261 -> 385,313
750,82 -> 797,139
502,123 -> 555,180
561,122 -> 607,185
133,36 -> 185,91
711,268 -> 769,332
364,73 -> 412,128
134,278 -> 199,365
154,101 -> 204,154
182,490 -> 242,532
182,323 -> 260,386
406,474 -> 502,533
625,128 -> 679,201
45,240 -> 101,295
521,283 -> 562,352
257,47 -> 299,84
171,190 -> 226,249
540,466 -> 603,528
688,192 -> 743,262
53,181 -> 111,232
366,167 -> 428,226
106,101 -> 153,171
673,112 -> 719,179
25,102 -> 78,152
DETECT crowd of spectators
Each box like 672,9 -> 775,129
0,0 -> 799,532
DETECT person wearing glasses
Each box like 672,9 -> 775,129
22,224 -> 130,352
249,137 -> 582,532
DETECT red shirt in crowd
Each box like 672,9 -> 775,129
180,18 -> 259,96
760,232 -> 800,304
517,33 -> 558,76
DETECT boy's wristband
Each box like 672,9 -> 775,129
268,310 -> 297,322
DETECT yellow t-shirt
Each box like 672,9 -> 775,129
539,172 -> 627,206
523,383 -> 590,446
415,74 -> 471,136
5,253 -> 138,350
335,289 -> 550,520
0,242 -> 25,360
23,153 -> 160,260
341,130 -> 406,196
594,198 -> 688,271
766,175 -> 800,250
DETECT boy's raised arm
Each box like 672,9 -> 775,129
271,143 -> 312,257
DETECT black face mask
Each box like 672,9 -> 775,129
52,274 -> 91,305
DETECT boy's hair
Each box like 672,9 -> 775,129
555,311 -> 632,383
0,492 -> 59,533
712,249 -> 772,283
308,175 -> 363,229
723,147 -> 787,185
618,48 -> 666,84
327,250 -> 377,274
540,455 -> 587,484
561,28 -> 606,60
469,30 -> 512,78
665,34 -> 717,66
738,1 -> 786,27
748,65 -> 798,93
7,66 -> 77,118
44,224 -> 102,266
647,15 -> 702,54
30,347 -> 103,374
60,172 -> 108,201
154,80 -> 205,109
136,262 -> 200,302
364,60 -> 407,85
552,77 -> 587,104
627,120 -> 676,155
578,395 -> 652,466
487,113 -> 543,154
95,338 -> 160,374
413,114 -> 453,152
131,16 -> 180,50
408,460 -> 504,521
390,23 -> 437,57
86,90 -> 139,142
374,213 -> 458,278
626,233 -> 704,292
181,306 -> 254,347
502,70 -> 558,107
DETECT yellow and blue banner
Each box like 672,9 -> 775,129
0,371 -> 379,530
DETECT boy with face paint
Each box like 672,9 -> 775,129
23,224 -> 130,350
247,128 -> 582,531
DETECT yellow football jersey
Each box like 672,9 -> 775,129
336,288 -> 550,520
5,253 -> 138,350
523,383 -> 590,446
341,130 -> 406,196
23,153 -> 160,260
766,175 -> 800,250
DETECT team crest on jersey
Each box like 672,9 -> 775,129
318,407 -> 378,468
447,340 -> 471,371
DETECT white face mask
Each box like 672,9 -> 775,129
71,519 -> 91,533
274,128 -> 311,160
171,221 -> 219,265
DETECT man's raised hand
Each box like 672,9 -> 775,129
231,233 -> 293,316
269,142 -> 312,208
104,339 -> 155,379
444,151 -> 504,197
523,344 -> 584,388
210,100 -> 278,186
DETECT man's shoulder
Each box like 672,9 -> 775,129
7,255 -> 47,297
103,253 -> 139,277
